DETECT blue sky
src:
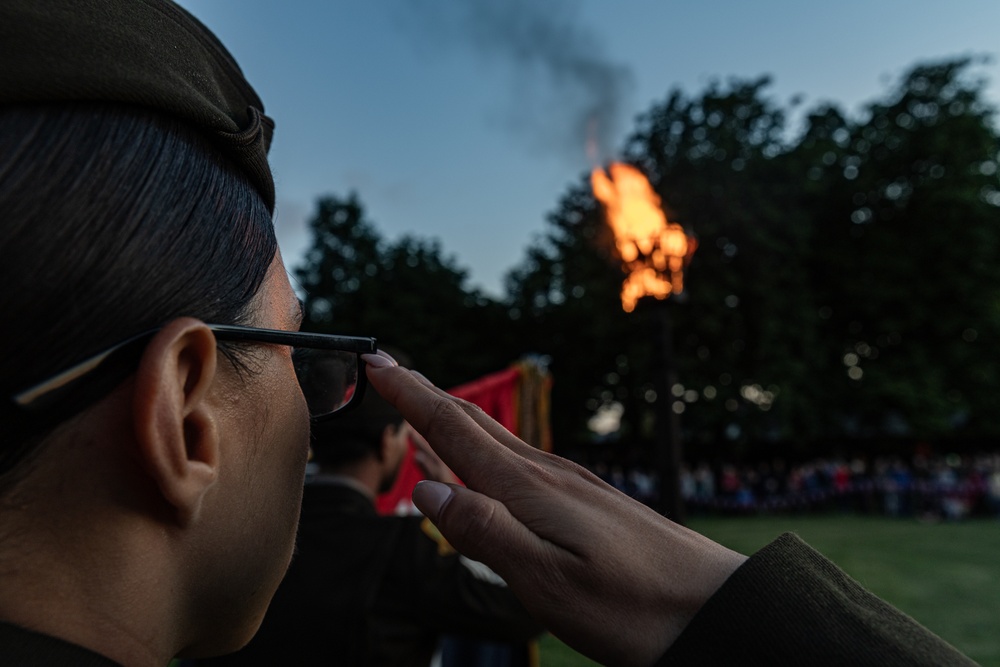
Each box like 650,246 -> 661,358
177,0 -> 999,298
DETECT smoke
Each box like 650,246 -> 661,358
394,0 -> 634,166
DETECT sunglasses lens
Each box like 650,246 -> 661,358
293,348 -> 359,417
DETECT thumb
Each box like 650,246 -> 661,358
412,481 -> 536,573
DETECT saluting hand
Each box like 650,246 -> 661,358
363,353 -> 747,667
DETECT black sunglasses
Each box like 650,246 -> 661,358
11,324 -> 378,422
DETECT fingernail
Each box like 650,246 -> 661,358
362,352 -> 396,368
376,349 -> 399,365
413,480 -> 453,519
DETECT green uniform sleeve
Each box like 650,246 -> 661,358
658,533 -> 977,666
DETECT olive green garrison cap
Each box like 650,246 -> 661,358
0,0 -> 276,212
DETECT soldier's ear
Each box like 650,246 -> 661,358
377,424 -> 399,463
132,318 -> 221,526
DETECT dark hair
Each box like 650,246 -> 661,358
0,103 -> 277,478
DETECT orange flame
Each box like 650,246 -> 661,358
591,162 -> 697,312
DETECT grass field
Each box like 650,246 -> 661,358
539,515 -> 1000,666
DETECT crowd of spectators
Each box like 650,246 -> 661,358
590,452 -> 1000,520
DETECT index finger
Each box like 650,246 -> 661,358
367,360 -> 543,458
364,363 -> 541,493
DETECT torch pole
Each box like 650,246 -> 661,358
652,300 -> 685,524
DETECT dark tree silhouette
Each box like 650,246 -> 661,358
507,57 -> 1000,456
294,58 -> 1000,460
295,193 -> 517,389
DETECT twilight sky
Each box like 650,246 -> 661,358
176,0 -> 999,297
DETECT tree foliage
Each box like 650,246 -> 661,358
798,58 -> 1000,438
294,57 -> 1000,459
295,193 -> 517,389
507,57 -> 1000,456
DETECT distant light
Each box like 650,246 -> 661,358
587,402 -> 624,436
739,383 -> 776,409
851,207 -> 872,224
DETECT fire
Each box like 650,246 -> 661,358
591,162 -> 697,312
